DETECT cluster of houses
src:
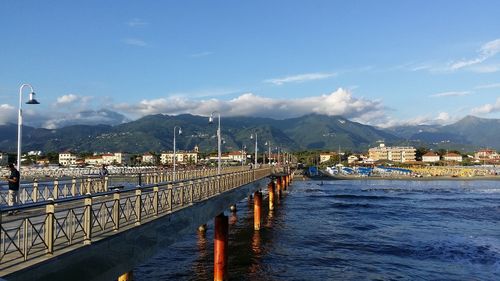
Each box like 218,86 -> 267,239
319,144 -> 500,165
55,145 -> 254,167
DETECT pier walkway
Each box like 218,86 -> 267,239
0,166 -> 291,281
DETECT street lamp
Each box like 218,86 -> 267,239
173,126 -> 182,181
250,133 -> 258,166
265,141 -> 271,165
209,111 -> 221,175
17,84 -> 40,174
241,145 -> 246,167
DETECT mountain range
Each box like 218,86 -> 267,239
0,114 -> 499,153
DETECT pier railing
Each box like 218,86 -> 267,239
0,167 -> 271,273
0,166 -> 252,206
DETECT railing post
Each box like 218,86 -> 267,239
104,176 -> 109,192
190,180 -> 194,203
217,175 -> 221,194
84,195 -> 93,245
53,179 -> 59,200
23,218 -> 29,260
33,179 -> 39,203
45,199 -> 55,254
113,190 -> 121,231
71,177 -> 77,196
179,183 -> 184,206
86,177 -> 92,194
168,184 -> 173,212
153,186 -> 159,216
135,189 -> 142,226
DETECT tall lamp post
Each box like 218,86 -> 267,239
265,141 -> 271,165
209,111 -> 221,175
241,145 -> 246,167
250,133 -> 258,167
172,126 -> 182,181
17,84 -> 40,174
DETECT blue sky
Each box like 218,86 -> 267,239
1,0 -> 499,128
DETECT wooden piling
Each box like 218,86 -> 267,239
214,213 -> 228,281
268,182 -> 275,211
254,191 -> 262,230
117,271 -> 133,281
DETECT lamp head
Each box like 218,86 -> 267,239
208,115 -> 213,124
26,92 -> 40,105
265,141 -> 268,145
178,128 -> 182,135
250,134 -> 253,140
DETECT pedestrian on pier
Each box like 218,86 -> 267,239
4,163 -> 20,211
99,164 -> 109,178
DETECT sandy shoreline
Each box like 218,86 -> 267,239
319,174 -> 500,181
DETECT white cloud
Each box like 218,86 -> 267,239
471,98 -> 500,115
114,88 -> 386,124
381,112 -> 456,128
127,18 -> 148,27
42,109 -> 129,129
123,38 -> 148,47
55,94 -> 93,107
448,38 -> 500,71
0,104 -> 16,124
429,91 -> 472,98
475,83 -> 500,89
264,72 -> 337,85
190,51 -> 213,58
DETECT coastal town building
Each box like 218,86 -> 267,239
319,152 -> 337,163
0,152 -> 8,166
443,152 -> 463,162
85,156 -> 105,166
347,155 -> 359,164
59,152 -> 77,166
368,144 -> 416,163
474,149 -> 499,163
422,152 -> 440,163
101,152 -> 131,165
161,145 -> 199,165
226,151 -> 247,163
142,153 -> 157,165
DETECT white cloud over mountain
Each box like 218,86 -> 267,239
115,88 -> 386,124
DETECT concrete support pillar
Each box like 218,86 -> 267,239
268,182 -> 275,211
214,213 -> 228,281
254,191 -> 262,230
117,271 -> 133,281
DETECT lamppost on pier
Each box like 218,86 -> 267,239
173,126 -> 182,181
209,111 -> 221,175
265,141 -> 271,165
250,133 -> 258,167
241,144 -> 246,167
16,84 -> 40,174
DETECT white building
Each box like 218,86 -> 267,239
347,155 -> 359,164
227,151 -> 247,162
422,152 -> 440,163
161,151 -> 198,165
142,153 -> 157,165
85,156 -> 104,166
319,152 -> 337,163
59,152 -> 77,166
100,152 -> 131,165
443,153 -> 463,162
0,153 -> 8,166
368,144 -> 416,163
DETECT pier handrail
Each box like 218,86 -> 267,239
0,166 -> 253,206
0,167 -> 272,274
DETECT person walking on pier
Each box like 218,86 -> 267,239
4,163 -> 20,212
99,164 -> 109,178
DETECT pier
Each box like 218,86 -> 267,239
0,166 -> 294,281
